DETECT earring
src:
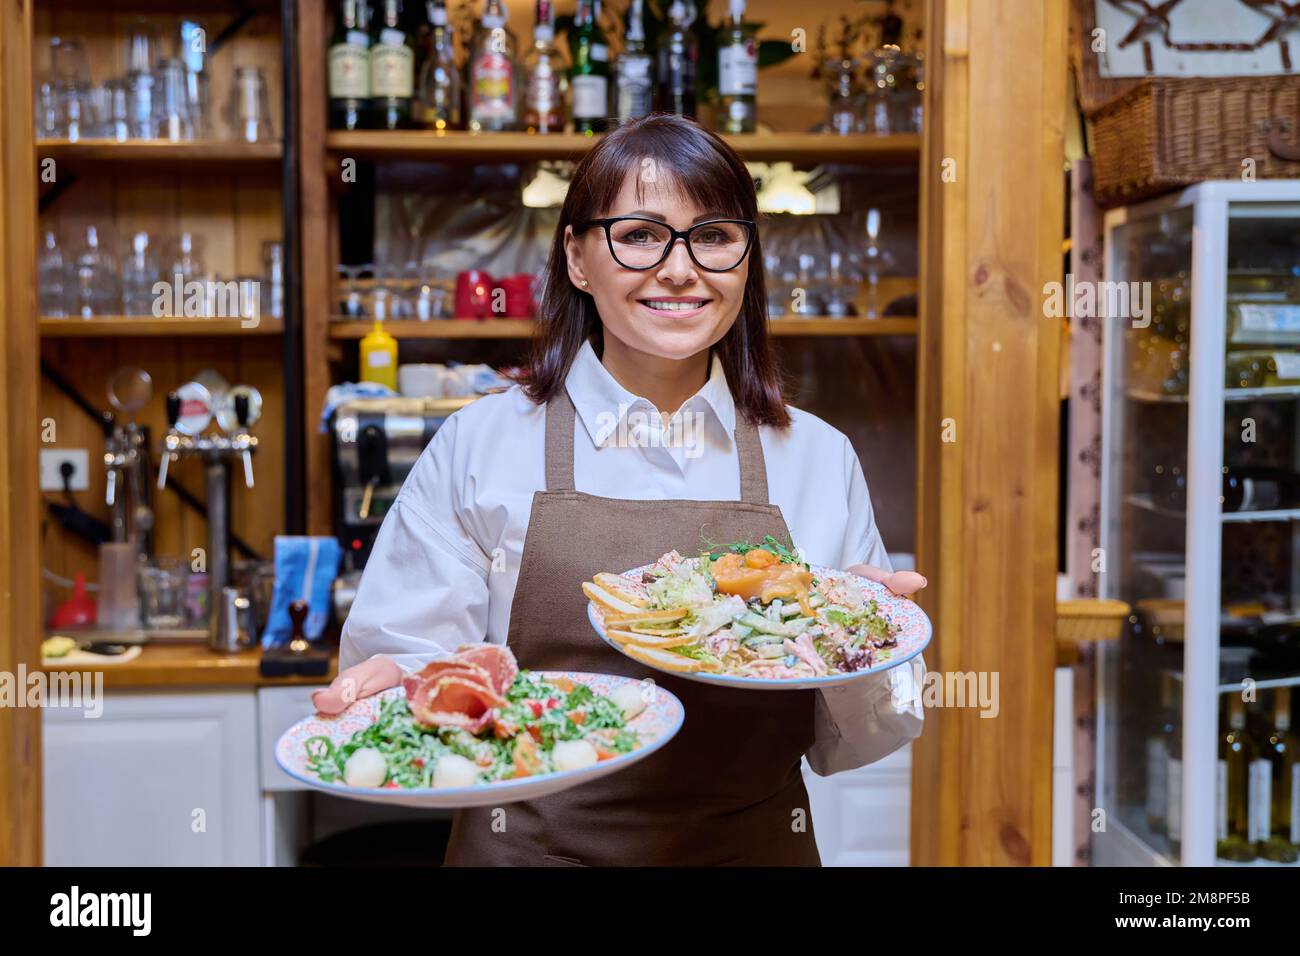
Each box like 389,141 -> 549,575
580,280 -> 589,288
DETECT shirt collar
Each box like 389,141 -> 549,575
565,338 -> 737,447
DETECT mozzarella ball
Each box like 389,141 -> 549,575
611,683 -> 648,720
343,747 -> 388,788
552,739 -> 599,773
433,753 -> 479,788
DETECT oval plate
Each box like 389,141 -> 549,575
275,671 -> 684,808
588,563 -> 932,690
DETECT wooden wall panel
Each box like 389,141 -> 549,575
1,0 -> 42,867
912,0 -> 1066,865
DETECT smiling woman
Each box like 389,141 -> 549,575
523,113 -> 790,426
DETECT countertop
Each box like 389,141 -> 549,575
38,642 -> 338,689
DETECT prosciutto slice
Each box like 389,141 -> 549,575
453,643 -> 518,696
404,645 -> 518,732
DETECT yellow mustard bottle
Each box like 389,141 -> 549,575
359,318 -> 398,390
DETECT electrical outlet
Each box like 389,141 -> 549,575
40,448 -> 91,492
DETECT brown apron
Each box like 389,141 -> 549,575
442,390 -> 820,867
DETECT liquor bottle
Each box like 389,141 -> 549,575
615,0 -> 652,124
569,0 -> 609,134
1261,687 -> 1299,862
370,0 -> 415,130
468,0 -> 519,132
717,0 -> 757,133
655,0 -> 697,117
329,0 -> 371,130
1145,672 -> 1177,836
415,0 -> 462,129
1217,694 -> 1263,862
523,0 -> 564,134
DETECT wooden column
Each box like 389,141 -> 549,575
0,0 -> 42,866
912,0 -> 1067,865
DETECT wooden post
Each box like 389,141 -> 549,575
913,0 -> 1067,865
0,0 -> 43,866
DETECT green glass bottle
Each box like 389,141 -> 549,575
569,0 -> 610,134
370,0 -> 415,130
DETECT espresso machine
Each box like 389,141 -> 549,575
330,396 -> 475,570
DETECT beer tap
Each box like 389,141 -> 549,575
102,367 -> 155,559
157,380 -> 262,638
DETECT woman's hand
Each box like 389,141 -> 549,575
845,563 -> 928,598
312,655 -> 404,716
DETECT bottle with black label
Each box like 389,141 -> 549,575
370,0 -> 414,130
717,0 -> 757,133
655,0 -> 696,118
329,0 -> 371,130
569,0 -> 609,134
615,0 -> 652,124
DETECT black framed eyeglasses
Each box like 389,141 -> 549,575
576,216 -> 756,273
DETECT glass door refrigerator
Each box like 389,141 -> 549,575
1097,181 -> 1300,867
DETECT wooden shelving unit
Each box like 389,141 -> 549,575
325,316 -> 919,340
38,139 -> 284,163
325,130 -> 922,164
40,316 -> 285,337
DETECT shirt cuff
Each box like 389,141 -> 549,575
806,654 -> 926,776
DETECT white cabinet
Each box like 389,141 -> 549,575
803,745 -> 912,866
43,689 -> 261,866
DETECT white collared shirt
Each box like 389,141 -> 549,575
341,339 -> 925,775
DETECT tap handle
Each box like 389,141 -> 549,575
241,448 -> 255,489
288,600 -> 308,641
234,393 -> 250,429
105,467 -> 117,506
156,449 -> 171,490
166,392 -> 181,429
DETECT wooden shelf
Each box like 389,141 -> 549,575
324,130 -> 922,165
326,316 -> 917,340
37,139 -> 283,164
40,316 -> 284,337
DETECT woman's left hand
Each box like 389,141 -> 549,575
845,563 -> 928,598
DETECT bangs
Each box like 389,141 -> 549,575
568,121 -> 756,223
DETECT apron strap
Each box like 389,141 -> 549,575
546,387 -> 771,505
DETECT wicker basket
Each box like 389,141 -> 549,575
1088,77 -> 1300,208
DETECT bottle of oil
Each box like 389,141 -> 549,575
1217,694 -> 1262,862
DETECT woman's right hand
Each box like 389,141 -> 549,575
312,656 -> 404,716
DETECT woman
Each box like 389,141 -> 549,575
315,114 -> 927,867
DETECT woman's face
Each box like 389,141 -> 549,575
563,170 -> 749,362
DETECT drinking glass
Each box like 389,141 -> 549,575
824,58 -> 863,136
226,66 -> 273,143
338,265 -> 367,319
262,241 -> 284,319
123,19 -> 159,139
68,225 -> 123,317
47,37 -> 94,141
138,556 -> 187,629
153,58 -> 194,142
39,230 -> 70,317
122,231 -> 161,316
178,20 -> 211,139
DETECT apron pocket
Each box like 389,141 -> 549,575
542,854 -> 587,867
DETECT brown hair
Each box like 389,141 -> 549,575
518,114 -> 791,428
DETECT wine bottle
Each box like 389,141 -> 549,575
523,0 -> 564,134
717,0 -> 757,133
415,0 -> 462,129
655,0 -> 697,118
1222,466 -> 1300,513
1261,687 -> 1299,862
370,0 -> 415,130
329,0 -> 371,130
569,0 -> 610,134
1217,694 -> 1262,862
1145,672 -> 1177,835
615,0 -> 652,124
468,0 -> 519,132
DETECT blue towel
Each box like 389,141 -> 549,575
262,536 -> 341,647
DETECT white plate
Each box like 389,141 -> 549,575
588,562 -> 932,691
274,671 -> 684,808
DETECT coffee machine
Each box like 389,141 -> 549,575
330,396 -> 476,570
